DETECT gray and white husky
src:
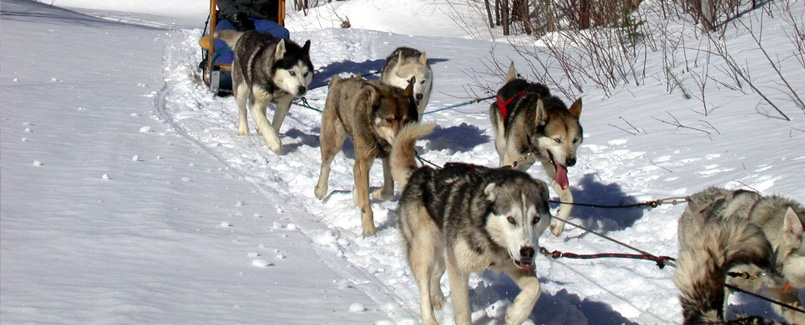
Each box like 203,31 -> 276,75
381,47 -> 433,116
390,123 -> 553,325
215,30 -> 313,154
675,186 -> 805,324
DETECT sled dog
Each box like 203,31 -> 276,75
381,47 -> 433,116
314,76 -> 418,237
674,200 -> 773,323
390,124 -> 553,325
215,30 -> 313,154
489,63 -> 583,237
676,187 -> 805,324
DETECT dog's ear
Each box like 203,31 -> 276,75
404,77 -> 416,99
302,40 -> 311,54
396,51 -> 405,67
783,207 -> 803,240
505,62 -> 517,82
419,52 -> 428,65
274,39 -> 287,61
483,183 -> 497,202
569,98 -> 582,119
535,99 -> 548,126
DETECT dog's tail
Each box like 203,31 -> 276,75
214,30 -> 243,48
674,213 -> 772,323
390,123 -> 436,190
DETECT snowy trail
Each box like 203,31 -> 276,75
158,28 -> 660,323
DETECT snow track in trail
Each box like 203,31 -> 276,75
157,28 -> 426,322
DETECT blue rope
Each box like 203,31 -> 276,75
422,95 -> 495,115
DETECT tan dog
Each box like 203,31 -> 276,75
314,76 -> 419,236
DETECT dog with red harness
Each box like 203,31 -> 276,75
489,63 -> 583,237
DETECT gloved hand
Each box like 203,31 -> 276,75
230,13 -> 255,31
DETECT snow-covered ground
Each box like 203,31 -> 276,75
2,0 -> 804,323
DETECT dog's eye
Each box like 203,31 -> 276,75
289,71 -> 297,76
532,216 -> 540,225
507,216 -> 516,225
385,118 -> 395,124
420,80 -> 426,84
554,138 -> 561,143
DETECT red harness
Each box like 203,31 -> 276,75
495,90 -> 527,119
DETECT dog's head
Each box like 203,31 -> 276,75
533,97 -> 583,190
393,51 -> 432,106
271,39 -> 314,97
778,207 -> 805,287
365,79 -> 419,144
483,174 -> 552,271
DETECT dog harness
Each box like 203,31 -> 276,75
495,90 -> 527,120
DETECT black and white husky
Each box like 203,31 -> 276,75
215,30 -> 313,154
390,124 -> 552,325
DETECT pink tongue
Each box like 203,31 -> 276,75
555,162 -> 569,190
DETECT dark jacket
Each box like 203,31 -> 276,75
218,0 -> 279,20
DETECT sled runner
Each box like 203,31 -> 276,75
198,0 -> 286,95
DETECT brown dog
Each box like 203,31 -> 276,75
314,76 -> 419,236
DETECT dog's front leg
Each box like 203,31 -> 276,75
354,157 -> 376,236
768,286 -> 805,324
272,95 -> 293,132
372,157 -> 394,201
505,268 -> 541,325
251,96 -> 282,154
551,183 -> 572,237
446,254 -> 472,325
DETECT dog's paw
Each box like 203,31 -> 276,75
432,291 -> 445,310
550,219 -> 565,237
314,184 -> 327,200
264,135 -> 282,154
361,224 -> 377,237
237,128 -> 250,136
372,187 -> 394,201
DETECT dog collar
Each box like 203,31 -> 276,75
495,90 -> 527,120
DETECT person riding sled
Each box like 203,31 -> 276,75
211,0 -> 290,65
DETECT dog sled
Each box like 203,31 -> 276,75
198,0 -> 286,95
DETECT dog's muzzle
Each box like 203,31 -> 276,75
514,246 -> 535,270
297,86 -> 307,96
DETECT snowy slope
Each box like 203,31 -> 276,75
3,0 -> 805,324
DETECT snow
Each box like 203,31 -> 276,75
2,0 -> 804,324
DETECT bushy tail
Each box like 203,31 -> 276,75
214,30 -> 243,48
390,123 -> 436,190
674,215 -> 772,324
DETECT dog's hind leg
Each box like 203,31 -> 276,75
504,268 -> 541,324
272,94 -> 293,132
314,111 -> 346,200
236,84 -> 250,135
372,157 -> 394,201
489,107 -> 507,167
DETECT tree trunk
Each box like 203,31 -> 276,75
484,0 -> 495,29
502,0 -> 510,35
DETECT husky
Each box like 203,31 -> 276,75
380,47 -> 433,116
314,76 -> 418,237
390,124 -> 553,325
489,63 -> 583,237
676,187 -> 805,324
215,30 -> 313,154
674,200 -> 773,323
